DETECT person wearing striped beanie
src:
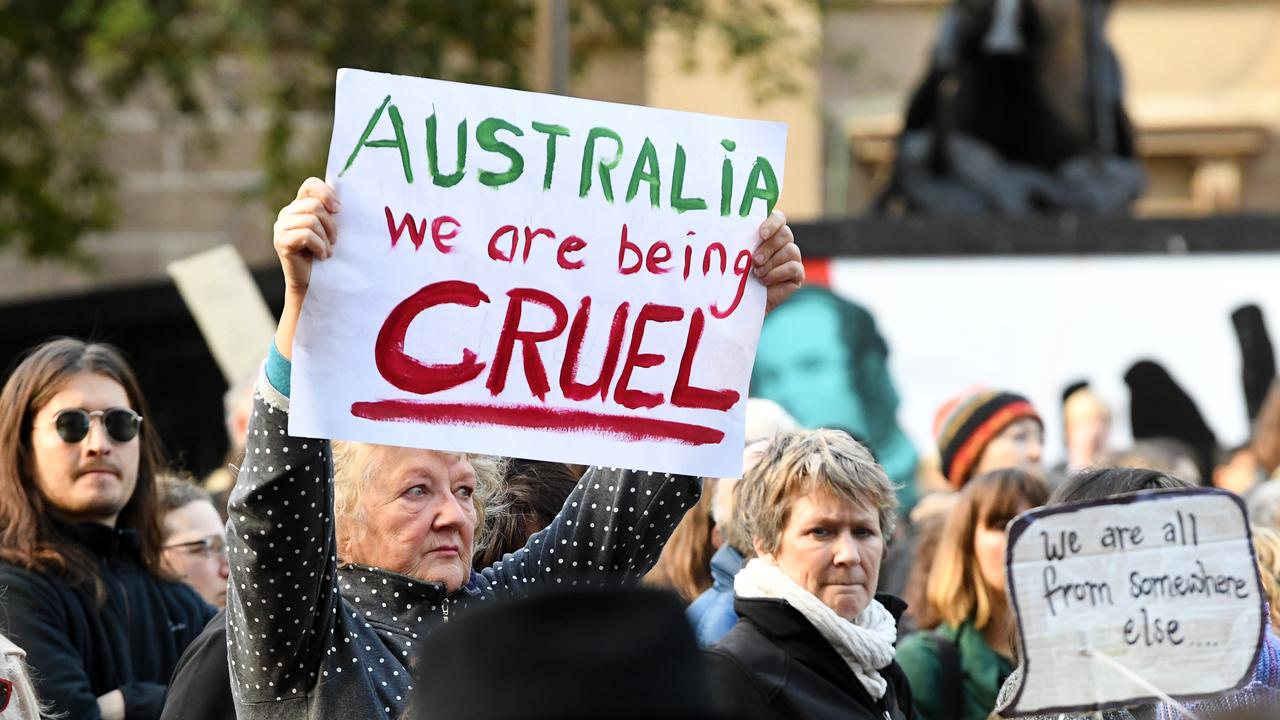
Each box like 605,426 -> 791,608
935,388 -> 1044,489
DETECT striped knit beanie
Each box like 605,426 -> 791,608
934,387 -> 1042,489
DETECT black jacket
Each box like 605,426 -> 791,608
0,522 -> 214,719
705,594 -> 917,720
160,611 -> 234,720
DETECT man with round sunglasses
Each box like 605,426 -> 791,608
0,339 -> 214,720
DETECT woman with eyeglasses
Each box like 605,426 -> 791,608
157,476 -> 229,608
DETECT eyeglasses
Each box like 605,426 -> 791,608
163,535 -> 226,559
50,408 -> 143,444
0,677 -> 12,712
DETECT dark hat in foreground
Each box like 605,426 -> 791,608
412,587 -> 733,720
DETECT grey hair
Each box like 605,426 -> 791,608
330,442 -> 508,562
735,429 -> 899,556
156,474 -> 213,516
0,631 -> 55,719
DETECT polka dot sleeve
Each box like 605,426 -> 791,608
479,466 -> 701,596
224,386 -> 339,706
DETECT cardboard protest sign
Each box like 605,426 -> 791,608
168,244 -> 276,385
289,68 -> 787,477
999,489 -> 1266,716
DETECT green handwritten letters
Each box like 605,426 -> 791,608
339,94 -> 780,218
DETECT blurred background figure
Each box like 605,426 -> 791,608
933,388 -> 1044,488
1253,527 -> 1280,635
1250,483 -> 1280,533
1125,360 -> 1218,484
200,370 -> 257,520
688,439 -> 771,646
1058,383 -> 1112,475
890,388 -> 1042,621
157,475 -> 229,608
752,287 -> 920,512
649,399 -> 802,607
1216,379 -> 1280,498
896,469 -> 1049,720
744,398 -> 801,447
474,459 -> 578,568
1098,439 -> 1202,486
877,0 -> 1144,216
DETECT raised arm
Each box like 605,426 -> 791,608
224,371 -> 340,704
224,177 -> 341,704
480,466 -> 701,594
272,176 -> 339,361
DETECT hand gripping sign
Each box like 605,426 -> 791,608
289,69 -> 788,478
998,488 -> 1266,717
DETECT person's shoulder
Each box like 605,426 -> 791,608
707,619 -> 787,684
0,558 -> 32,582
895,628 -> 945,680
687,585 -> 719,622
151,573 -> 217,625
0,560 -> 63,600
705,621 -> 792,718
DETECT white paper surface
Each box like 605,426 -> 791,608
167,244 -> 276,385
1000,489 -> 1265,716
290,68 -> 788,477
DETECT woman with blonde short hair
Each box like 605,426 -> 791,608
896,469 -> 1047,720
706,430 -> 915,720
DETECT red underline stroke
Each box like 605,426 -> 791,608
350,400 -> 725,446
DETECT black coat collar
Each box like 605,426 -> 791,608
53,518 -> 141,560
733,593 -> 907,717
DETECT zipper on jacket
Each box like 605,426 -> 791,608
442,601 -> 449,623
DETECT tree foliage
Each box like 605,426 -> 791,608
0,0 -> 811,264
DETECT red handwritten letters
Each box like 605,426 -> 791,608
362,207 -> 747,445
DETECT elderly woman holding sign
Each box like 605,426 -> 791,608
223,177 -> 803,720
705,429 -> 917,720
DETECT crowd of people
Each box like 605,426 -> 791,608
0,176 -> 1278,720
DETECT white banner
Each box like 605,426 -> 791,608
813,254 -> 1280,460
290,69 -> 787,477
999,489 -> 1265,715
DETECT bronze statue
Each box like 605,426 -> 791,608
876,0 -> 1145,216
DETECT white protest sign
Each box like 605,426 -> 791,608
999,489 -> 1266,716
289,68 -> 787,477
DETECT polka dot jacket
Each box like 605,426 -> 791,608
225,373 -> 700,720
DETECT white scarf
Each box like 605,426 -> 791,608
734,558 -> 898,699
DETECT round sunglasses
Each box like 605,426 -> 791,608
49,408 -> 143,444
